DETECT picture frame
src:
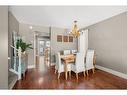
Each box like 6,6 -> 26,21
63,36 -> 68,42
57,35 -> 62,42
69,36 -> 73,42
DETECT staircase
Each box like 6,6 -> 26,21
8,46 -> 22,89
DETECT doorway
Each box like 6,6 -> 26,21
34,32 -> 51,69
38,40 -> 50,66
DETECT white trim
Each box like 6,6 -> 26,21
33,32 -> 37,70
9,69 -> 18,75
28,65 -> 35,69
96,65 -> 127,79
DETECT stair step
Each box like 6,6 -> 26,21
8,71 -> 18,89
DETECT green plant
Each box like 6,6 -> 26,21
16,39 -> 33,52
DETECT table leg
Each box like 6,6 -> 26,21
65,63 -> 68,80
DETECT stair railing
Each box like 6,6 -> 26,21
17,47 -> 22,80
10,45 -> 22,80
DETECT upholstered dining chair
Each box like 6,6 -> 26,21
55,52 -> 72,79
71,53 -> 86,80
63,50 -> 71,55
85,50 -> 95,76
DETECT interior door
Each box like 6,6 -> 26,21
39,40 -> 45,56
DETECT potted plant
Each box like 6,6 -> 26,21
16,39 -> 33,54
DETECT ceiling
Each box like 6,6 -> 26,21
9,6 -> 127,29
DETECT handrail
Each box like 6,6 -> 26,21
10,45 -> 18,51
10,45 -> 22,80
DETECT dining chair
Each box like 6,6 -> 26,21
85,50 -> 95,76
71,53 -> 86,80
55,52 -> 72,79
63,50 -> 71,55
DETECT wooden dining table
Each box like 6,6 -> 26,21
61,54 -> 76,80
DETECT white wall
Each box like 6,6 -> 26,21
0,6 -> 8,89
86,11 -> 127,74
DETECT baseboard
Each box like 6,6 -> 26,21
96,65 -> 127,80
28,65 -> 35,69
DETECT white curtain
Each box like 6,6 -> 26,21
78,29 -> 88,56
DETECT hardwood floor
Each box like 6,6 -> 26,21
13,57 -> 127,89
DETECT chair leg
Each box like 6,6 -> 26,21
86,70 -> 89,76
76,73 -> 78,80
92,68 -> 95,74
83,71 -> 86,77
69,71 -> 71,77
23,73 -> 25,77
58,73 -> 60,79
55,69 -> 57,74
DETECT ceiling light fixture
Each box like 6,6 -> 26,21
70,21 -> 80,38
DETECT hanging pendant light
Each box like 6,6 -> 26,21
70,21 -> 80,38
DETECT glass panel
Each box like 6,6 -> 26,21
39,40 -> 45,56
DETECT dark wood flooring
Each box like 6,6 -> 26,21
13,62 -> 127,89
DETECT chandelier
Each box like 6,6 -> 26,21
70,21 -> 80,38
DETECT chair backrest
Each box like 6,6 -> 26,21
75,53 -> 85,72
85,50 -> 94,69
55,52 -> 62,68
71,50 -> 77,54
63,50 -> 71,55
